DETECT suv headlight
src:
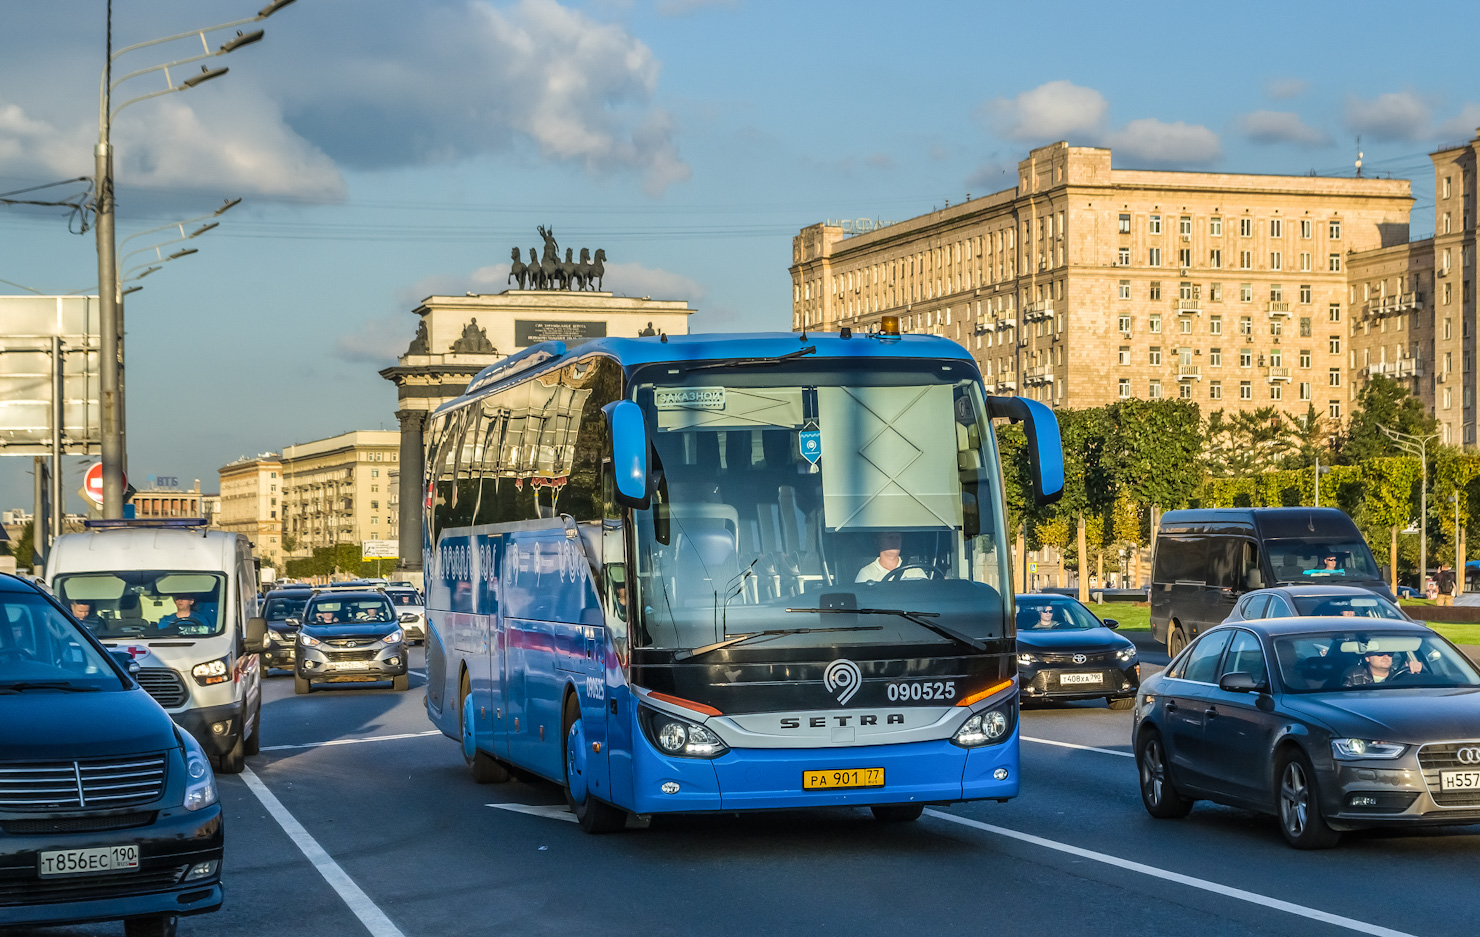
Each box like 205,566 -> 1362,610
952,700 -> 1016,748
190,656 -> 231,686
638,706 -> 728,759
298,632 -> 322,647
1017,652 -> 1037,666
1331,738 -> 1406,760
382,628 -> 404,645
180,732 -> 218,812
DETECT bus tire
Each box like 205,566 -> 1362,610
870,804 -> 924,823
294,675 -> 311,695
564,696 -> 626,834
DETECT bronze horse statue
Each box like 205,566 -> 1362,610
528,247 -> 543,289
508,247 -> 529,289
589,249 -> 605,291
561,248 -> 578,291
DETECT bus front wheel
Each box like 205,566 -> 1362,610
461,692 -> 509,784
563,696 -> 626,834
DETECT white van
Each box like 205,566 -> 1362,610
45,521 -> 266,773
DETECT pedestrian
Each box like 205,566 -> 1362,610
1436,562 -> 1456,607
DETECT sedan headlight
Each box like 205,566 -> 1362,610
952,701 -> 1016,748
638,706 -> 728,759
268,630 -> 284,642
1331,738 -> 1406,760
1017,652 -> 1037,666
1116,647 -> 1137,663
190,656 -> 230,686
180,731 -> 218,812
382,628 -> 405,645
298,631 -> 322,647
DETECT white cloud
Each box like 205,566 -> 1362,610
1238,110 -> 1331,148
600,261 -> 702,300
1345,92 -> 1430,142
1436,102 -> 1480,139
865,153 -> 894,169
1104,119 -> 1222,167
982,80 -> 1107,142
1264,78 -> 1308,101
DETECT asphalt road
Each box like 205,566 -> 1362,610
12,646 -> 1479,937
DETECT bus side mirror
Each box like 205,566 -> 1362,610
604,400 -> 652,509
987,396 -> 1064,506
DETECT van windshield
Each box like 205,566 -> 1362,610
53,571 -> 227,639
1266,539 -> 1382,582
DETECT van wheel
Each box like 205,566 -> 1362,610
217,734 -> 245,775
1166,625 -> 1188,658
242,704 -> 261,756
870,804 -> 924,822
294,675 -> 310,695
124,913 -> 178,937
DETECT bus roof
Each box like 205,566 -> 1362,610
437,331 -> 977,418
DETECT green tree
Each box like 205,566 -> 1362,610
1338,375 -> 1440,464
12,521 -> 34,569
1104,399 -> 1203,509
1281,404 -> 1331,470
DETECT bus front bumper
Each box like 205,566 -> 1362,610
629,735 -> 1019,815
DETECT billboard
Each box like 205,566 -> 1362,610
0,296 -> 100,456
362,539 -> 398,560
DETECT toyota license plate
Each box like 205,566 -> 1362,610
327,661 -> 370,672
1059,672 -> 1102,685
803,768 -> 884,790
39,845 -> 139,877
1441,770 -> 1480,791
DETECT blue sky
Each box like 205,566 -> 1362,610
2,0 -> 1475,515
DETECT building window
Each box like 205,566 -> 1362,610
1270,283 -> 1283,302
1240,381 -> 1253,400
1445,387 -> 1453,409
1209,381 -> 1223,399
1180,382 -> 1193,399
1329,335 -> 1341,354
371,469 -> 379,478
1210,347 -> 1222,366
1118,213 -> 1131,234
1179,216 -> 1192,236
1149,247 -> 1162,267
1239,316 -> 1253,336
1328,253 -> 1342,272
1210,249 -> 1222,268
1270,252 -> 1283,270
1299,349 -> 1311,368
1240,349 -> 1253,368
1149,380 -> 1163,399
1240,283 -> 1253,303
1300,252 -> 1312,271
1299,284 -> 1311,304
1328,303 -> 1341,322
1270,318 -> 1283,337
1299,382 -> 1311,400
1118,279 -> 1131,299
1149,346 -> 1162,365
1329,367 -> 1341,386
1240,217 -> 1253,237
1149,214 -> 1162,234
1299,316 -> 1312,337
1239,250 -> 1253,270
1329,400 -> 1341,420
1270,219 -> 1283,238
1118,378 -> 1130,398
1209,282 -> 1223,302
1179,248 -> 1192,267
1149,315 -> 1162,333
1118,314 -> 1132,333
1118,246 -> 1131,265
1179,317 -> 1192,334
1270,383 -> 1283,400
1118,346 -> 1131,365
1328,220 -> 1341,240
1300,219 -> 1312,239
1210,217 -> 1223,237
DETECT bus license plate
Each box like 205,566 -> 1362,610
327,661 -> 370,672
39,844 -> 139,877
803,768 -> 884,790
1059,672 -> 1102,685
1441,770 -> 1480,791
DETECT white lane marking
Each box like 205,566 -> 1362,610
260,730 -> 442,752
488,802 -> 578,823
241,766 -> 406,937
1022,735 -> 1135,758
924,810 -> 1419,937
410,670 -> 426,677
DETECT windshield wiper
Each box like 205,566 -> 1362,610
682,345 -> 816,372
788,607 -> 988,651
0,681 -> 102,693
674,625 -> 882,661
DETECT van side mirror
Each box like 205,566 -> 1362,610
245,616 -> 268,655
1218,671 -> 1267,693
987,396 -> 1064,506
603,400 -> 652,508
109,649 -> 141,676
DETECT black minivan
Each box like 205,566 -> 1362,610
1149,507 -> 1393,656
0,573 -> 223,935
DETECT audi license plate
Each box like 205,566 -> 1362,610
39,845 -> 139,877
327,661 -> 370,672
804,768 -> 884,790
1059,672 -> 1102,685
1440,770 -> 1480,791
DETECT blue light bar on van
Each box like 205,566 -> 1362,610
83,518 -> 209,529
465,341 -> 567,394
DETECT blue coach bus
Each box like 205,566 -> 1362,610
422,325 -> 1062,832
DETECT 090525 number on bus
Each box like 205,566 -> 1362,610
886,681 -> 955,701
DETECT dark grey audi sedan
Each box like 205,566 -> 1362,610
1134,616 -> 1480,848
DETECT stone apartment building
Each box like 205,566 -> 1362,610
279,431 -> 400,556
1345,132 -> 1477,447
791,141 -> 1414,423
217,453 -> 284,564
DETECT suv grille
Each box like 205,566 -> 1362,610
135,668 -> 188,708
0,755 -> 167,810
325,649 -> 379,662
1037,651 -> 1116,665
1417,742 -> 1480,807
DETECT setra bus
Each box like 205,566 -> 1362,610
421,325 -> 1062,831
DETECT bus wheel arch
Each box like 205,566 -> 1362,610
460,668 -> 508,784
563,690 -> 625,833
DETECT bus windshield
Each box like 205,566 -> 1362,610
53,570 -> 226,639
628,358 -> 1010,654
1266,539 -> 1382,582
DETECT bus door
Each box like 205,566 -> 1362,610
476,533 -> 509,760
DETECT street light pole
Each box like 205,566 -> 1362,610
1380,424 -> 1440,593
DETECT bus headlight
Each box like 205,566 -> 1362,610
638,706 -> 728,759
952,701 -> 1015,748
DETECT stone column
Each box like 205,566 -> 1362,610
395,409 -> 428,573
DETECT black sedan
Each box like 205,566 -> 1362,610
1015,594 -> 1140,709
260,586 -> 311,672
1134,616 -> 1480,848
0,573 -> 222,935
